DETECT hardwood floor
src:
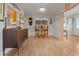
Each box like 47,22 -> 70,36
12,36 -> 79,56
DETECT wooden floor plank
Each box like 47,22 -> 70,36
7,36 -> 79,56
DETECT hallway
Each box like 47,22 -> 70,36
15,36 -> 79,56
0,3 -> 79,56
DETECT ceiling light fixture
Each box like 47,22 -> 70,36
39,8 -> 47,12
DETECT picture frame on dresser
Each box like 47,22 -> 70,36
0,3 -> 4,21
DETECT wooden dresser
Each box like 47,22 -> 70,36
3,28 -> 28,56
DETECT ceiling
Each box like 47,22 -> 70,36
16,3 -> 64,19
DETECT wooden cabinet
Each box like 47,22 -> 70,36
3,29 -> 18,48
3,28 -> 28,55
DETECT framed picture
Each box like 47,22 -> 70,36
7,5 -> 17,26
42,20 -> 48,25
0,3 -> 4,21
10,9 -> 17,24
35,20 -> 41,25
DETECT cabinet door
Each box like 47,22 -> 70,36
3,29 -> 13,48
12,30 -> 18,48
3,29 -> 18,48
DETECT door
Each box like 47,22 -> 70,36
35,20 -> 48,37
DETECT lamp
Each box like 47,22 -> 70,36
39,8 -> 47,12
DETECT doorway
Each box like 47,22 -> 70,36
64,15 -> 79,41
35,20 -> 48,37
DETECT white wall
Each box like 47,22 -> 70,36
23,17 -> 29,29
72,16 -> 79,36
20,15 -> 29,29
48,18 -> 54,36
28,18 -> 48,36
28,19 -> 35,36
0,21 -> 5,55
52,15 -> 62,39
